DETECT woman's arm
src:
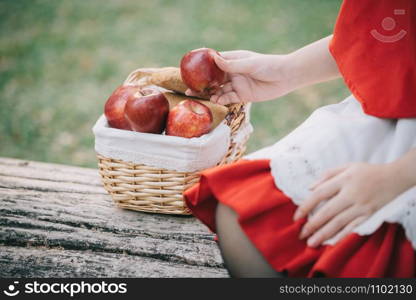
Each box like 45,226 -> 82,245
294,147 -> 416,247
187,35 -> 341,105
389,148 -> 416,191
287,35 -> 341,90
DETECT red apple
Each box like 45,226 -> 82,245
180,48 -> 226,94
104,85 -> 141,130
124,90 -> 169,134
166,100 -> 213,138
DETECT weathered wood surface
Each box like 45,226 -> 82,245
0,157 -> 227,277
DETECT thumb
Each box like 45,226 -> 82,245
214,54 -> 255,74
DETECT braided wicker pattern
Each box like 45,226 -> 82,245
97,69 -> 250,215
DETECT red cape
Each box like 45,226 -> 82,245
330,0 -> 416,118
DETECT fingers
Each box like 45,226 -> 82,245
214,55 -> 256,74
219,50 -> 254,60
216,92 -> 241,106
210,94 -> 219,103
210,82 -> 228,103
293,176 -> 341,221
330,215 -> 367,243
305,206 -> 360,247
221,82 -> 233,93
186,76 -> 236,105
185,89 -> 200,97
299,192 -> 350,240
186,49 -> 255,99
210,82 -> 243,105
309,164 -> 350,191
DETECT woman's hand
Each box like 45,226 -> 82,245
293,162 -> 412,248
186,35 -> 341,105
187,50 -> 297,105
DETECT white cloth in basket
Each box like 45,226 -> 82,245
245,95 -> 416,249
93,115 -> 252,173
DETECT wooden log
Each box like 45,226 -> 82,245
0,157 -> 227,277
0,246 -> 226,278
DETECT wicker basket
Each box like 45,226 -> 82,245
97,68 -> 251,215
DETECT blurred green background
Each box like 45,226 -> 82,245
0,0 -> 349,168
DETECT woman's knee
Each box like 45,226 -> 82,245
214,203 -> 282,278
215,202 -> 238,233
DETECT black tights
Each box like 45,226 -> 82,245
215,203 -> 284,278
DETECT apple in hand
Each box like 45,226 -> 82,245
166,100 -> 213,138
180,48 -> 226,95
124,89 -> 169,134
104,85 -> 142,130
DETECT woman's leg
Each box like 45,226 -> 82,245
215,203 -> 284,278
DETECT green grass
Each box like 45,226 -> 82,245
0,0 -> 349,167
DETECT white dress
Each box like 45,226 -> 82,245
245,95 -> 416,249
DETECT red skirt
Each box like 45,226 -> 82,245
183,159 -> 416,277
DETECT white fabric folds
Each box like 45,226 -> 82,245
245,95 -> 416,249
93,115 -> 232,172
